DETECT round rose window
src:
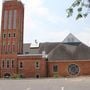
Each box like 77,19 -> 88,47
68,64 -> 79,75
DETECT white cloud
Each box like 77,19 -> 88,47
30,0 -> 43,8
28,0 -> 65,24
29,25 -> 90,46
1,0 -> 89,46
28,25 -> 70,43
39,30 -> 70,42
76,28 -> 90,46
32,7 -> 49,17
23,0 -> 67,43
29,0 -> 49,17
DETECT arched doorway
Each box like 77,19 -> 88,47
36,74 -> 40,78
4,73 -> 11,78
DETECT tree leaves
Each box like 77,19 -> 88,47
77,7 -> 82,12
72,0 -> 81,7
66,8 -> 73,17
76,13 -> 82,20
67,0 -> 89,20
83,13 -> 88,17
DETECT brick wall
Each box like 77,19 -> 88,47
48,60 -> 90,77
17,55 -> 47,78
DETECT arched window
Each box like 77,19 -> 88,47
12,42 -> 15,52
3,42 -> 6,53
7,42 -> 10,53
3,33 -> 6,38
12,60 -> 14,68
6,60 -> 10,68
13,10 -> 17,29
19,62 -> 23,69
1,59 -> 5,68
53,65 -> 58,72
35,61 -> 40,69
3,10 -> 8,29
8,10 -> 13,29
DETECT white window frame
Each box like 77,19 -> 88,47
53,64 -> 58,73
6,59 -> 10,68
35,61 -> 40,69
19,61 -> 24,69
1,59 -> 5,69
11,59 -> 15,68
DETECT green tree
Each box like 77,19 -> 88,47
66,0 -> 90,20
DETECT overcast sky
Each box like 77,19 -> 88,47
0,0 -> 90,46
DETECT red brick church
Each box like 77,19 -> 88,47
0,0 -> 90,78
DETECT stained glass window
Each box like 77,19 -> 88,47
68,64 -> 79,75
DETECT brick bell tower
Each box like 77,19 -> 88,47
0,0 -> 24,77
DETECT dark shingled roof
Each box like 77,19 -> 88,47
48,44 -> 72,60
23,43 -> 39,54
47,43 -> 90,60
73,44 -> 90,60
39,43 -> 60,54
23,34 -> 90,61
23,43 -> 30,54
37,42 -> 90,60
